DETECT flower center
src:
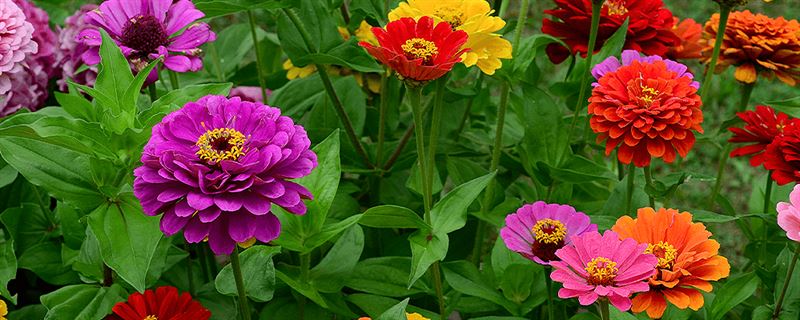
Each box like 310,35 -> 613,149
645,241 -> 678,269
434,7 -> 464,28
604,0 -> 628,16
532,219 -> 567,244
585,257 -> 618,286
401,38 -> 439,65
638,84 -> 661,106
143,316 -> 158,320
121,15 -> 168,56
196,124 -> 247,163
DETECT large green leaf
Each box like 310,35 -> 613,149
310,225 -> 364,292
215,245 -> 281,302
0,241 -> 16,303
90,30 -> 136,133
708,272 -> 760,320
87,193 -> 164,292
359,205 -> 429,230
194,0 -> 288,18
18,242 -> 80,285
40,284 -> 127,320
1,203 -> 54,254
430,172 -> 495,234
375,298 -> 411,320
345,257 -> 430,297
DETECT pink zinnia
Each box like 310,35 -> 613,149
0,0 -> 37,95
550,230 -> 658,311
500,201 -> 597,265
230,86 -> 269,103
777,185 -> 800,242
57,4 -> 99,91
78,0 -> 215,81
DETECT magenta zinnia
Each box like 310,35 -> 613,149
133,95 -> 318,255
79,0 -> 215,81
500,201 -> 597,265
550,230 -> 658,311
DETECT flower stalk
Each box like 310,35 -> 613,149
597,299 -> 610,320
231,248 -> 251,320
568,1 -> 602,139
625,163 -> 635,215
774,245 -> 800,319
700,5 -> 732,97
248,10 -> 269,100
644,165 -> 655,207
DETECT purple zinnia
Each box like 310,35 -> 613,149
500,201 -> 597,265
78,0 -> 215,81
0,0 -> 36,95
57,4 -> 99,91
591,49 -> 700,89
133,95 -> 318,255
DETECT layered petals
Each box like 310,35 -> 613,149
729,105 -> 800,167
105,286 -> 210,320
0,0 -> 37,101
777,185 -> 800,242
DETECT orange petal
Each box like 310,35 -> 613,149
734,64 -> 757,83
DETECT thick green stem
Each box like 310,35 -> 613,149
426,78 -> 446,201
701,5 -> 732,97
774,245 -> 800,319
376,71 -> 389,166
248,10 -> 269,100
231,248 -> 251,320
545,268 -> 555,320
764,173 -> 774,214
282,7 -> 373,168
597,299 -> 610,320
431,261 -> 447,318
567,1 -> 602,139
761,173 -> 774,264
168,71 -> 180,91
408,86 -> 431,218
625,163 -> 635,215
643,165 -> 655,207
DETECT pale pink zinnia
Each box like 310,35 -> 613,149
550,230 -> 658,311
0,0 -> 37,95
777,185 -> 800,242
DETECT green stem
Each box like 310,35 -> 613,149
382,124 -> 415,171
498,0 -> 510,18
426,78 -> 446,201
643,165 -> 655,208
376,71 -> 389,166
248,10 -> 269,100
764,173 -> 774,214
597,299 -> 610,320
208,42 -> 226,81
230,248 -> 251,320
545,268 -> 555,320
762,172 -> 774,265
408,86 -> 431,219
148,85 -> 158,101
282,8 -> 374,169
431,261 -> 447,318
567,1 -> 602,139
168,71 -> 180,91
701,5 -> 732,97
774,245 -> 800,319
470,221 -> 486,265
456,74 -> 484,136
625,163 -> 635,215
298,253 -> 310,320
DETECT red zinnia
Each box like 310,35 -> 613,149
359,16 -> 468,84
542,0 -> 680,64
729,106 -> 800,167
589,58 -> 703,167
106,286 -> 211,320
764,127 -> 800,185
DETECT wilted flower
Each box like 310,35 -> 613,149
612,208 -> 730,319
542,0 -> 680,64
550,230 -> 658,311
57,4 -> 99,91
666,18 -> 704,61
133,95 -> 317,255
500,201 -> 597,265
0,0 -> 36,95
388,0 -> 512,75
777,185 -> 800,242
360,16 -> 468,85
702,10 -> 800,85
79,0 -> 216,81
589,50 -> 703,167
729,105 -> 800,167
106,286 -> 210,320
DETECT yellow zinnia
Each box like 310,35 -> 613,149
0,299 -> 6,320
282,59 -> 317,80
388,0 -> 512,75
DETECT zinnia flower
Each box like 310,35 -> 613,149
550,230 -> 658,311
106,286 -> 210,320
702,10 -> 800,85
666,18 -> 704,61
359,313 -> 429,320
79,0 -> 216,81
388,0 -> 512,75
764,126 -> 800,185
0,299 -> 6,320
360,16 -> 468,85
612,208 -> 731,319
0,0 -> 36,95
230,86 -> 268,103
542,0 -> 680,64
729,105 -> 800,167
500,201 -> 597,265
133,95 -> 318,255
589,50 -> 703,167
777,184 -> 800,242
57,4 -> 99,91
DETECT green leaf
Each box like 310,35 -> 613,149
92,30 -> 136,133
307,77 -> 367,141
430,172 -> 495,234
215,245 -> 281,302
8,305 -> 48,320
0,241 -> 16,303
408,231 -> 448,287
375,298 -> 410,320
0,158 -> 17,189
194,0 -> 288,18
87,193 -> 164,292
276,268 -> 329,308
691,210 -> 739,223
499,264 -> 541,305
773,247 -> 800,319
359,205 -> 429,230
441,261 -> 517,313
1,203 -> 53,254
513,88 -> 568,185
18,242 -> 80,285
310,225 -> 364,293
40,284 -> 127,320
54,92 -> 97,122
708,272 -> 760,320
212,24 -> 267,77
346,257 -> 430,297
269,74 -> 325,117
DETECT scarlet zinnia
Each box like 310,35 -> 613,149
764,127 -> 800,185
550,230 -> 658,311
106,286 -> 211,320
612,208 -> 730,319
702,10 -> 800,85
542,0 -> 680,64
666,18 -> 704,61
359,16 -> 468,84
133,95 -> 318,255
500,201 -> 597,265
589,50 -> 704,167
729,105 -> 800,167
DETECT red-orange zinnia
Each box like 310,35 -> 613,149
702,10 -> 800,85
612,208 -> 730,319
666,18 -> 704,60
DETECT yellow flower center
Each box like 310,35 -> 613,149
585,257 -> 618,286
604,0 -> 628,16
196,124 -> 247,163
143,316 -> 158,320
401,38 -> 439,64
646,241 -> 678,269
532,219 -> 567,244
433,6 -> 464,28
639,84 -> 661,106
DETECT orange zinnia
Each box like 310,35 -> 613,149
702,10 -> 800,85
666,18 -> 704,60
611,208 -> 730,319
